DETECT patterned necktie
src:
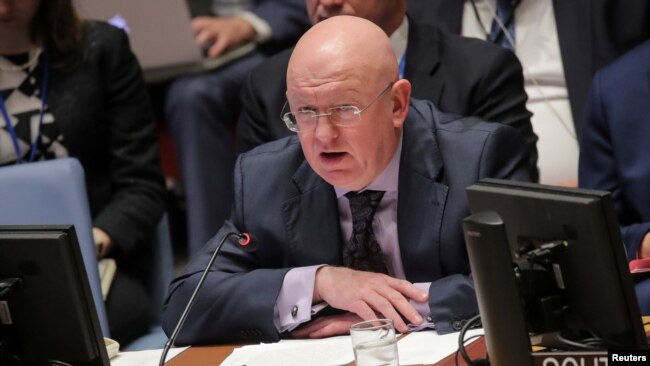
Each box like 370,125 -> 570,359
343,190 -> 387,274
489,0 -> 518,51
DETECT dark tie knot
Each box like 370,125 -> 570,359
345,190 -> 385,216
343,189 -> 387,273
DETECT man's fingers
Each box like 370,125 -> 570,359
190,17 -> 214,33
375,286 -> 423,327
314,268 -> 428,334
290,320 -> 324,338
389,278 -> 429,303
291,313 -> 362,339
308,320 -> 350,338
195,30 -> 213,48
208,37 -> 229,58
350,291 -> 408,333
348,300 -> 378,322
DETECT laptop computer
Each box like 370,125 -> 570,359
74,0 -> 256,82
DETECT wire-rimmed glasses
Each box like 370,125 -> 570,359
281,82 -> 394,133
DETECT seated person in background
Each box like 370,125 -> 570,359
578,40 -> 650,314
0,0 -> 166,345
165,0 -> 310,257
162,15 -> 536,345
235,0 -> 538,183
407,0 -> 650,185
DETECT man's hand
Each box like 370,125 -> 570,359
192,16 -> 256,58
313,266 -> 428,333
290,312 -> 363,339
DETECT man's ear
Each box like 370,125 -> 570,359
391,79 -> 411,128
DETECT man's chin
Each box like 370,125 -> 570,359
320,172 -> 367,191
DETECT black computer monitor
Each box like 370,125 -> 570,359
0,225 -> 109,366
462,179 -> 646,364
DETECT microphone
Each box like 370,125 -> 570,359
158,231 -> 257,366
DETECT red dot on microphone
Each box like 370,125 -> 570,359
238,233 -> 251,246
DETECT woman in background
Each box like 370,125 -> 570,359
0,0 -> 166,345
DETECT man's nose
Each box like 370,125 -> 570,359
313,114 -> 339,141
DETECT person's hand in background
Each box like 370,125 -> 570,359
192,16 -> 256,58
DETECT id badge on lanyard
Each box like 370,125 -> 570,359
0,49 -> 50,164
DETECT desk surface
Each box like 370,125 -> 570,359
165,336 -> 487,366
163,317 -> 650,366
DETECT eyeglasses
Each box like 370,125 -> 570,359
281,82 -> 394,133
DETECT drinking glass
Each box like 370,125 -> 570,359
350,319 -> 399,366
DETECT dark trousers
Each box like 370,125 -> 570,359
106,270 -> 151,346
165,51 -> 267,256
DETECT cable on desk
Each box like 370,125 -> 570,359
455,315 -> 488,366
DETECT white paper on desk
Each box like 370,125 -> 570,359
110,347 -> 188,366
220,336 -> 354,366
397,329 -> 484,365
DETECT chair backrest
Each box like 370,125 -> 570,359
0,158 -> 110,336
148,214 -> 174,325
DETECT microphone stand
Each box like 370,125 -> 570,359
158,232 -> 251,366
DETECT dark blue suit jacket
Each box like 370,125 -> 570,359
163,99 -> 535,345
579,40 -> 650,258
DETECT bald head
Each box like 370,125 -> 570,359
284,15 -> 411,191
287,16 -> 398,92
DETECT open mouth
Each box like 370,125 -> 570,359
320,151 -> 346,163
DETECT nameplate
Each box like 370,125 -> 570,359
531,351 -> 608,366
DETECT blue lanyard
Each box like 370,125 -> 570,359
398,53 -> 406,79
0,49 -> 50,164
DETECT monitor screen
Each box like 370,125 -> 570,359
463,179 -> 645,361
0,225 -> 109,366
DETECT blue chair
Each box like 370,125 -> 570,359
0,158 -> 175,349
123,214 -> 174,351
0,158 -> 110,336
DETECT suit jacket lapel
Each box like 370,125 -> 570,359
282,160 -> 343,266
437,0 -> 464,34
397,103 -> 449,282
405,18 -> 444,107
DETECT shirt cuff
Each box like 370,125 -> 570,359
408,282 -> 435,331
273,265 -> 326,333
238,11 -> 272,43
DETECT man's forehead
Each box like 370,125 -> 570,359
287,71 -> 366,93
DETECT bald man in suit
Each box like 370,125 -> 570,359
163,16 -> 534,345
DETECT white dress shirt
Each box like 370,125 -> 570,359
462,0 -> 578,185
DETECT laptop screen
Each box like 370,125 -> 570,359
75,0 -> 203,71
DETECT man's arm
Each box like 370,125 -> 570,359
248,0 -> 309,44
161,219 -> 291,345
577,71 -> 649,258
419,117 -> 536,335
